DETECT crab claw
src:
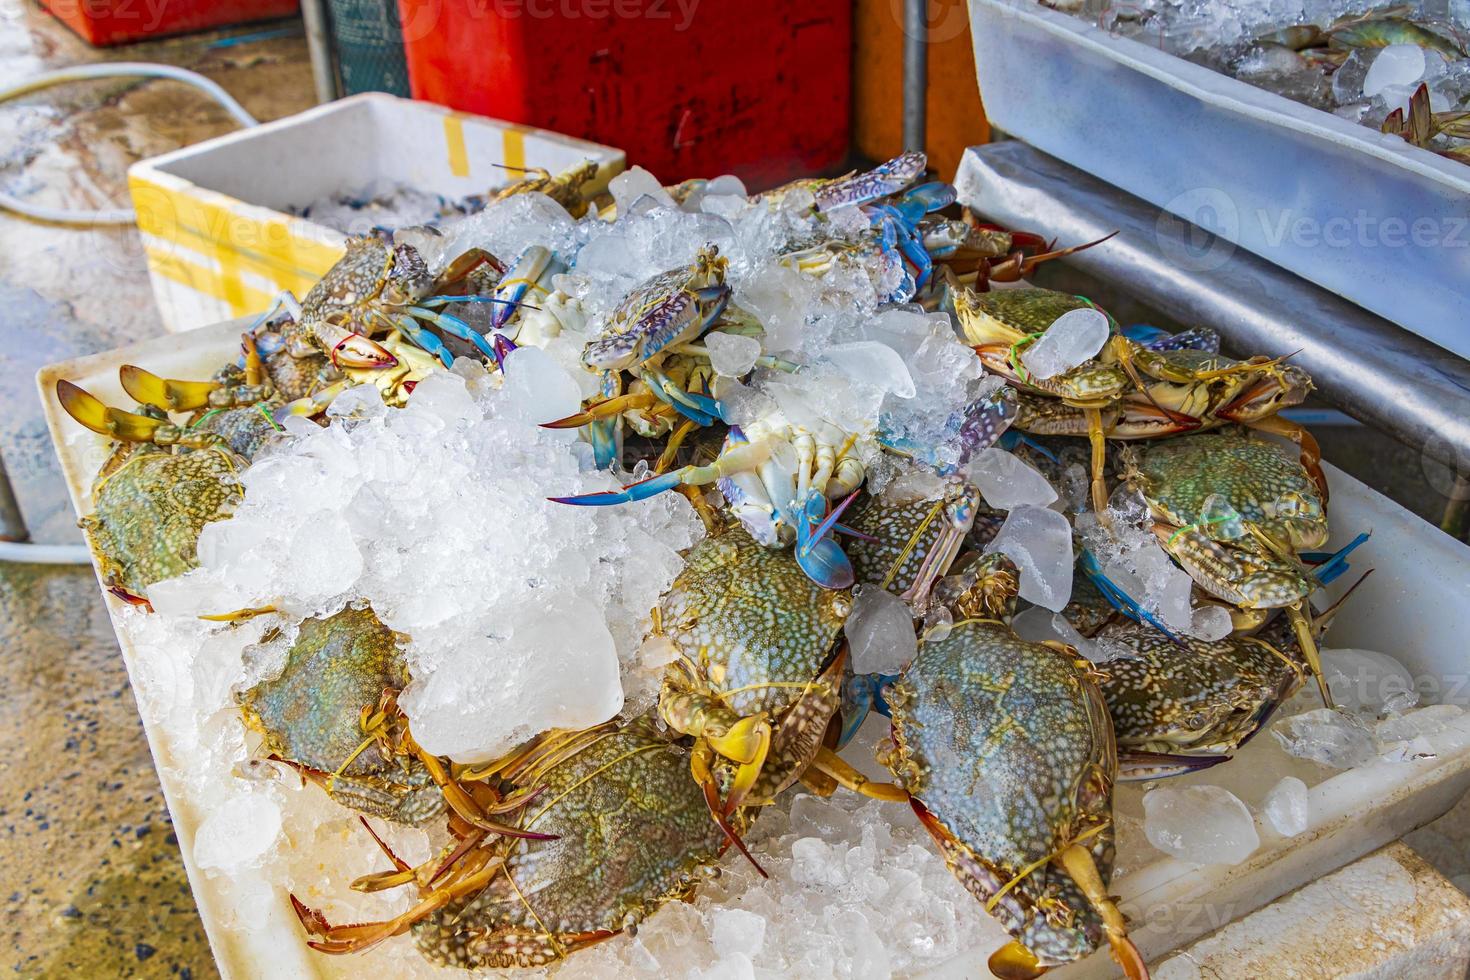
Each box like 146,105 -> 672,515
57,380 -> 168,442
317,321 -> 397,369
119,365 -> 220,412
549,469 -> 686,507
794,491 -> 857,590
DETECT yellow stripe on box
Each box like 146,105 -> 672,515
129,174 -> 345,300
444,115 -> 470,178
502,125 -> 527,174
144,245 -> 278,318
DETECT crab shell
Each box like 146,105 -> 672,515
81,442 -> 242,600
1097,619 -> 1305,773
952,287 -> 1129,407
655,526 -> 852,802
844,484 -> 981,608
411,716 -> 734,969
581,248 -> 730,372
238,605 -> 445,826
884,619 -> 1117,970
1122,433 -> 1327,552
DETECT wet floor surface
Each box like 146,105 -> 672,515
0,1 -> 311,974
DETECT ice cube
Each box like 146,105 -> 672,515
499,344 -> 584,427
821,341 -> 917,398
1143,784 -> 1260,865
610,165 -> 676,213
1272,707 -> 1379,769
1018,308 -> 1110,379
1363,44 -> 1428,99
1320,647 -> 1418,715
709,907 -> 767,959
967,447 -> 1059,510
1261,776 -> 1309,837
985,504 -> 1074,611
846,586 -> 919,674
704,331 -> 764,378
193,792 -> 282,871
1190,604 -> 1234,642
1332,47 -> 1375,105
1377,703 -> 1464,742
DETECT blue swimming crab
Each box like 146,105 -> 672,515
1111,431 -> 1342,705
56,381 -> 244,605
279,233 -> 510,370
238,605 -> 448,825
292,715 -> 739,967
877,552 -> 1148,979
649,525 -> 902,866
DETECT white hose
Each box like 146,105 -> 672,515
0,62 -> 259,226
0,541 -> 92,565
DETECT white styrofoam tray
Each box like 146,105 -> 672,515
40,323 -> 1470,978
128,93 -> 625,334
967,0 -> 1470,360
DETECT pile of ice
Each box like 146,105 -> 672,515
1076,489 -> 1235,641
1071,0 -> 1470,155
288,179 -> 480,236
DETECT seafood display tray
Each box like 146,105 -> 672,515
40,324 -> 1470,978
966,0 -> 1470,361
127,93 -> 625,335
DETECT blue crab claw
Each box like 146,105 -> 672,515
548,469 -> 686,507
997,429 -> 1061,464
408,308 -> 499,362
892,181 -> 957,224
1303,531 -> 1371,588
491,246 -> 553,332
1078,548 -> 1183,643
794,491 -> 857,590
319,321 -> 397,369
389,315 -> 454,368
639,368 -> 725,427
813,150 -> 927,212
490,333 -> 518,372
119,365 -> 219,413
57,380 -> 167,441
837,672 -> 897,749
795,534 -> 855,590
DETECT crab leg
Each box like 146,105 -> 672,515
689,741 -> 768,878
1245,413 -> 1329,503
810,747 -> 907,802
1057,843 -> 1150,980
56,381 -> 223,450
1086,405 -> 1110,516
118,365 -> 223,412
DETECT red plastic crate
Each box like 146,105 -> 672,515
40,0 -> 300,47
396,0 -> 852,187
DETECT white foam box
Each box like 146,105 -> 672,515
39,323 -> 1470,978
128,93 -> 625,334
967,0 -> 1470,360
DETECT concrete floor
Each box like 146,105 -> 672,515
0,1 -> 312,974
0,1 -> 1466,976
